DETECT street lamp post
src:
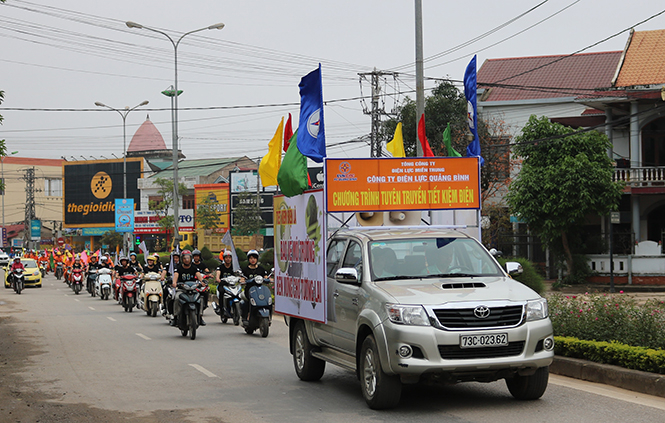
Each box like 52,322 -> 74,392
126,21 -> 224,248
2,150 -> 19,248
94,100 -> 149,254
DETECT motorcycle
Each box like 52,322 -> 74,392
95,268 -> 113,300
39,262 -> 47,278
119,274 -> 139,312
241,274 -> 273,337
87,269 -> 98,296
71,268 -> 84,294
55,262 -> 64,280
212,275 -> 243,325
175,280 -> 204,340
139,272 -> 162,317
10,268 -> 25,295
64,266 -> 72,287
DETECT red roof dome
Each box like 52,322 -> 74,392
127,116 -> 167,152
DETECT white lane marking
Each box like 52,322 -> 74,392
188,364 -> 218,378
63,294 -> 68,296
88,307 -> 95,311
550,374 -> 665,411
107,317 -> 116,322
135,333 -> 151,340
74,298 -> 80,302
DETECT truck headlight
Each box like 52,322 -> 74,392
385,304 -> 430,326
526,298 -> 548,321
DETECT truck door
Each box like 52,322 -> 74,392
310,238 -> 346,346
334,240 -> 364,353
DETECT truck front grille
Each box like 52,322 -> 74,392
433,305 -> 523,329
438,341 -> 525,359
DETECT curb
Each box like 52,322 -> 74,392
551,356 -> 665,398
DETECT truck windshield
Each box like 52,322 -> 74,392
369,238 -> 503,281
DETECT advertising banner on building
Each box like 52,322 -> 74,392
194,184 -> 230,231
134,209 -> 194,234
115,199 -> 135,233
274,190 -> 326,323
30,219 -> 41,241
325,157 -> 480,213
63,159 -> 143,227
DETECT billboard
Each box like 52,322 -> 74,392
63,159 -> 143,227
325,157 -> 480,213
115,199 -> 135,233
134,209 -> 194,234
273,190 -> 326,323
30,219 -> 41,241
194,184 -> 230,231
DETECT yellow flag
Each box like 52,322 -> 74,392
386,122 -> 405,158
259,117 -> 284,187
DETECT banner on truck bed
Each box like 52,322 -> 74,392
325,157 -> 480,213
273,189 -> 326,323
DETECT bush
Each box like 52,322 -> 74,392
497,257 -> 545,295
549,293 -> 665,350
204,258 -> 219,273
560,253 -> 596,285
201,246 -> 213,261
235,248 -> 247,262
554,336 -> 665,374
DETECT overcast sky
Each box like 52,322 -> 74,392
1,0 -> 665,162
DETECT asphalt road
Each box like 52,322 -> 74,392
1,272 -> 664,422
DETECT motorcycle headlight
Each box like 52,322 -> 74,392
385,304 -> 430,326
268,296 -> 273,305
526,298 -> 549,321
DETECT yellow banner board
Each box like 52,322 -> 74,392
194,183 -> 230,230
325,157 -> 480,212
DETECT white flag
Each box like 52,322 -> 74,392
221,230 -> 240,272
138,240 -> 148,264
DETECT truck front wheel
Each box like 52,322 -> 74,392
359,335 -> 401,409
505,366 -> 549,400
292,321 -> 325,381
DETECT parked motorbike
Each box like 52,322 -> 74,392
241,274 -> 273,337
139,272 -> 162,317
55,262 -> 64,280
10,268 -> 25,295
212,275 -> 243,325
71,268 -> 84,295
95,268 -> 113,300
87,269 -> 98,296
119,274 -> 139,312
174,280 -> 204,340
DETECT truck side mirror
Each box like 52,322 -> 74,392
335,267 -> 359,284
505,262 -> 523,276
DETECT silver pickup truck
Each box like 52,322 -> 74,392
286,227 -> 554,409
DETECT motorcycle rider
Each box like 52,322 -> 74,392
215,250 -> 241,283
112,256 -> 136,301
240,250 -> 269,322
99,255 -> 112,269
162,251 -> 180,319
8,256 -> 24,288
143,253 -> 162,275
192,250 -> 210,312
38,251 -> 50,273
87,254 -> 101,272
129,252 -> 143,274
171,250 -> 205,326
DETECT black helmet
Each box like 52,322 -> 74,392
172,250 -> 180,257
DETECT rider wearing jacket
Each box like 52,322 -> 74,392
9,257 -> 24,288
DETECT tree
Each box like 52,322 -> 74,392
506,115 -> 623,278
148,177 -> 188,238
232,191 -> 264,235
195,196 -> 222,230
100,230 -> 123,251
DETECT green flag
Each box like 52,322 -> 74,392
277,129 -> 308,197
443,123 -> 462,157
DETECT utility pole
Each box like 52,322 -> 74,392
22,167 -> 36,249
414,0 -> 425,156
359,69 -> 398,158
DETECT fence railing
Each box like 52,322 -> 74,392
613,167 -> 665,186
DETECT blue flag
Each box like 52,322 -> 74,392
464,55 -> 484,166
297,64 -> 326,163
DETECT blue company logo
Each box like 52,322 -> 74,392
307,108 -> 321,138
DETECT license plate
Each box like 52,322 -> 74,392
460,333 -> 508,349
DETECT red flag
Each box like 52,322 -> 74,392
283,113 -> 293,152
418,114 -> 435,157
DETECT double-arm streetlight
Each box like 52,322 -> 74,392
126,21 -> 225,247
94,100 -> 149,253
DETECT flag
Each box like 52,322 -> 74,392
277,130 -> 309,197
138,240 -> 148,264
443,123 -> 462,157
386,122 -> 405,158
221,230 -> 240,272
464,55 -> 484,165
417,114 -> 435,157
283,113 -> 293,152
95,248 -> 101,258
80,250 -> 88,265
297,64 -> 326,163
259,117 -> 284,187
